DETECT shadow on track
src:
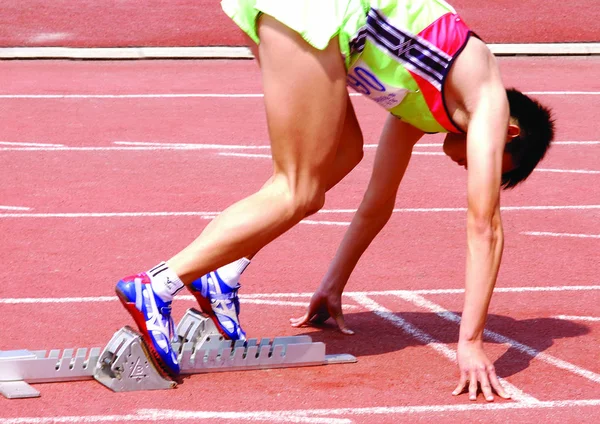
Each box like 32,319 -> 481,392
294,311 -> 589,378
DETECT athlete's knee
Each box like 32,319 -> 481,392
275,175 -> 327,219
291,182 -> 326,218
298,185 -> 326,217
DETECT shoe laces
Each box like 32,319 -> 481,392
159,304 -> 177,343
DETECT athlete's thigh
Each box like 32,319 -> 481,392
257,15 -> 348,184
325,98 -> 364,190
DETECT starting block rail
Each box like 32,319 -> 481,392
0,308 -> 356,399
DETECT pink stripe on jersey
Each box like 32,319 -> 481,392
409,13 -> 472,133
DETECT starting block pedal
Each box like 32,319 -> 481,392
1,308 -> 357,398
93,326 -> 177,392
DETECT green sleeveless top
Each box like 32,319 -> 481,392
222,0 -> 472,133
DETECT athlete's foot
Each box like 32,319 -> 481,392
188,271 -> 246,340
115,273 -> 180,378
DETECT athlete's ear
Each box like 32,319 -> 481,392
507,123 -> 520,140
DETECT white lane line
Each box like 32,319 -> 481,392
0,409 -> 348,424
144,401 -> 600,416
245,286 -> 600,297
0,42 -> 598,59
552,141 -> 600,145
243,299 -> 358,309
0,294 -> 358,309
113,141 -> 600,148
0,211 -> 220,218
219,152 -> 272,158
349,294 -> 537,403
525,91 -> 600,95
499,205 -> 600,211
396,292 -> 600,385
301,220 -> 350,226
0,206 -> 30,211
0,140 -> 595,152
3,400 -> 600,424
115,141 -> 272,149
413,141 -> 600,146
3,399 -> 600,424
0,93 -> 266,99
0,295 -> 116,304
523,231 -> 600,239
218,151 -> 445,158
554,315 -> 600,322
0,91 -> 598,99
536,168 -> 600,174
0,204 -> 598,219
3,285 -> 600,305
244,286 -> 600,297
318,205 -> 600,214
0,146 -> 273,152
0,141 -> 65,147
220,152 -> 593,163
0,211 -> 350,226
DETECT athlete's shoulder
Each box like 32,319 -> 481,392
446,37 -> 502,103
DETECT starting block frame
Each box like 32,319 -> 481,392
0,308 -> 356,398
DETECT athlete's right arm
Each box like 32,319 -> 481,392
290,116 -> 424,333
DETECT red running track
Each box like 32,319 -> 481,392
0,57 -> 599,422
0,0 -> 598,47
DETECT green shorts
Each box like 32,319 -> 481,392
221,0 -> 369,66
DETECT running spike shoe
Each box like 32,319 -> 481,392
115,273 -> 180,378
188,271 -> 246,340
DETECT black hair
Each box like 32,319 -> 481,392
501,88 -> 555,189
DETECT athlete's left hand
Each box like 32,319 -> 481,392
453,340 -> 511,401
289,289 -> 354,335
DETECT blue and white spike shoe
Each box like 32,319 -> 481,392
115,273 -> 180,378
188,271 -> 246,340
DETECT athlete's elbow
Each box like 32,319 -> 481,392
466,211 -> 503,241
357,193 -> 395,223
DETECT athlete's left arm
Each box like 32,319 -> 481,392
451,44 -> 512,402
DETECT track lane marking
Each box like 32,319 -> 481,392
396,292 -> 600,385
523,232 -> 600,239
0,140 -> 596,152
348,294 -> 537,403
554,315 -> 600,322
1,205 -> 599,219
114,141 -> 272,149
0,206 -> 30,211
2,400 -> 600,424
218,152 -> 272,158
0,296 -> 357,309
536,169 -> 600,174
218,152 -> 445,158
0,410 -> 348,424
3,286 -> 600,305
0,141 -> 65,147
0,91 -> 598,99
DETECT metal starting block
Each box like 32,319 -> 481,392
0,308 -> 356,398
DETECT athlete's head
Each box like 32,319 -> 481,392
442,88 -> 555,189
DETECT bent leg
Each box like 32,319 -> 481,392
168,15 -> 349,284
247,30 -> 362,194
239,97 -> 363,263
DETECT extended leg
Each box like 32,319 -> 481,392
116,15 -> 354,372
168,16 -> 350,283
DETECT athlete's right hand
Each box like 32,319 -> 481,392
290,289 -> 354,335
